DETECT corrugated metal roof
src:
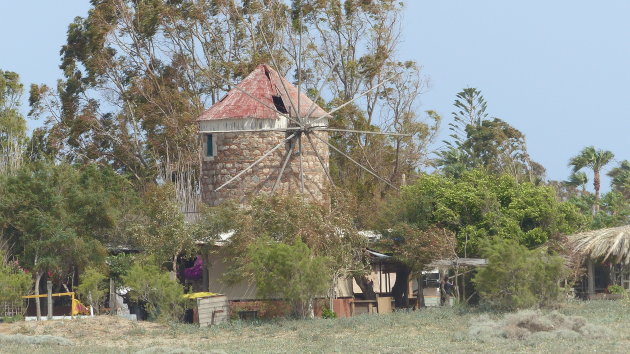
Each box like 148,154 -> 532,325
197,64 -> 327,121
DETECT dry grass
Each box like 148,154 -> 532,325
469,309 -> 613,341
0,301 -> 630,353
569,225 -> 630,263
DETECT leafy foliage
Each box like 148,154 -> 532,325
75,267 -> 108,313
129,183 -> 196,273
473,239 -> 565,310
247,237 -> 330,318
0,252 -> 31,304
0,69 -> 27,176
222,194 -> 365,286
377,225 -> 456,274
122,260 -> 185,321
382,170 -> 586,256
0,162 -> 119,277
608,160 -> 630,199
437,88 -> 543,182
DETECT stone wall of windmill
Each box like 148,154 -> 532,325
200,131 -> 329,206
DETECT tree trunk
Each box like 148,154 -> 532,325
47,280 -> 53,320
353,274 -> 377,300
170,253 -> 179,281
34,272 -> 43,321
593,169 -> 601,213
416,274 -> 425,308
392,267 -> 411,308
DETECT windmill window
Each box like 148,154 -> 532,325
206,134 -> 216,157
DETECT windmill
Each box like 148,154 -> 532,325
197,63 -> 406,206
196,7 -> 409,207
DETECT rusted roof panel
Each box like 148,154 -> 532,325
197,64 -> 327,121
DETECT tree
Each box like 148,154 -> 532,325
473,238 -> 565,310
564,171 -> 589,194
376,225 -> 456,308
75,267 -> 108,314
122,260 -> 185,321
608,160 -> 630,199
379,170 -> 586,257
436,89 -> 543,182
445,87 -> 488,150
569,146 -> 614,212
247,237 -> 330,318
129,183 -> 196,278
0,69 -> 27,175
222,194 -> 367,308
0,162 -> 133,318
30,1 -> 434,229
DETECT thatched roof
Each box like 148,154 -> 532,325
568,225 -> 630,263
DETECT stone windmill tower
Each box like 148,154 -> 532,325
197,64 -> 330,206
197,64 -> 401,207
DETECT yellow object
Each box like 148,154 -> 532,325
22,291 -> 86,317
182,292 -> 219,299
22,292 -> 75,299
71,298 -> 90,316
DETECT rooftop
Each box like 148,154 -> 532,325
197,64 -> 327,121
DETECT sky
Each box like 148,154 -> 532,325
1,1 -> 628,191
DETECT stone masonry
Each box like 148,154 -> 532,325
201,130 -> 329,206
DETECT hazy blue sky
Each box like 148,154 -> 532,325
1,1 -> 628,190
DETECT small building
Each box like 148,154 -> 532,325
569,225 -> 630,298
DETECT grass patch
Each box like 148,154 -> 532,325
2,301 -> 630,353
0,333 -> 73,346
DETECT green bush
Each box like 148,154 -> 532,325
0,253 -> 31,305
75,267 -> 108,313
122,261 -> 185,321
607,284 -> 626,295
473,238 -> 565,310
247,238 -> 330,318
321,307 -> 336,319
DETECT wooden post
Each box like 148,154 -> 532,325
587,257 -> 595,298
417,274 -> 425,308
109,278 -> 116,315
47,280 -> 53,320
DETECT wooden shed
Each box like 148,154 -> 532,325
184,292 -> 229,326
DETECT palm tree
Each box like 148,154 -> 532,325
608,160 -> 630,198
568,146 -> 614,212
564,171 -> 589,194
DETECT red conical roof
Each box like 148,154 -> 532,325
197,64 -> 327,121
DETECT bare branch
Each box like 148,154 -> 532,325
311,132 -> 397,190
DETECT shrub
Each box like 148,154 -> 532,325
75,267 -> 108,313
473,238 -> 565,310
122,261 -> 185,321
321,307 -> 336,319
607,284 -> 626,295
247,238 -> 330,318
0,253 -> 31,306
